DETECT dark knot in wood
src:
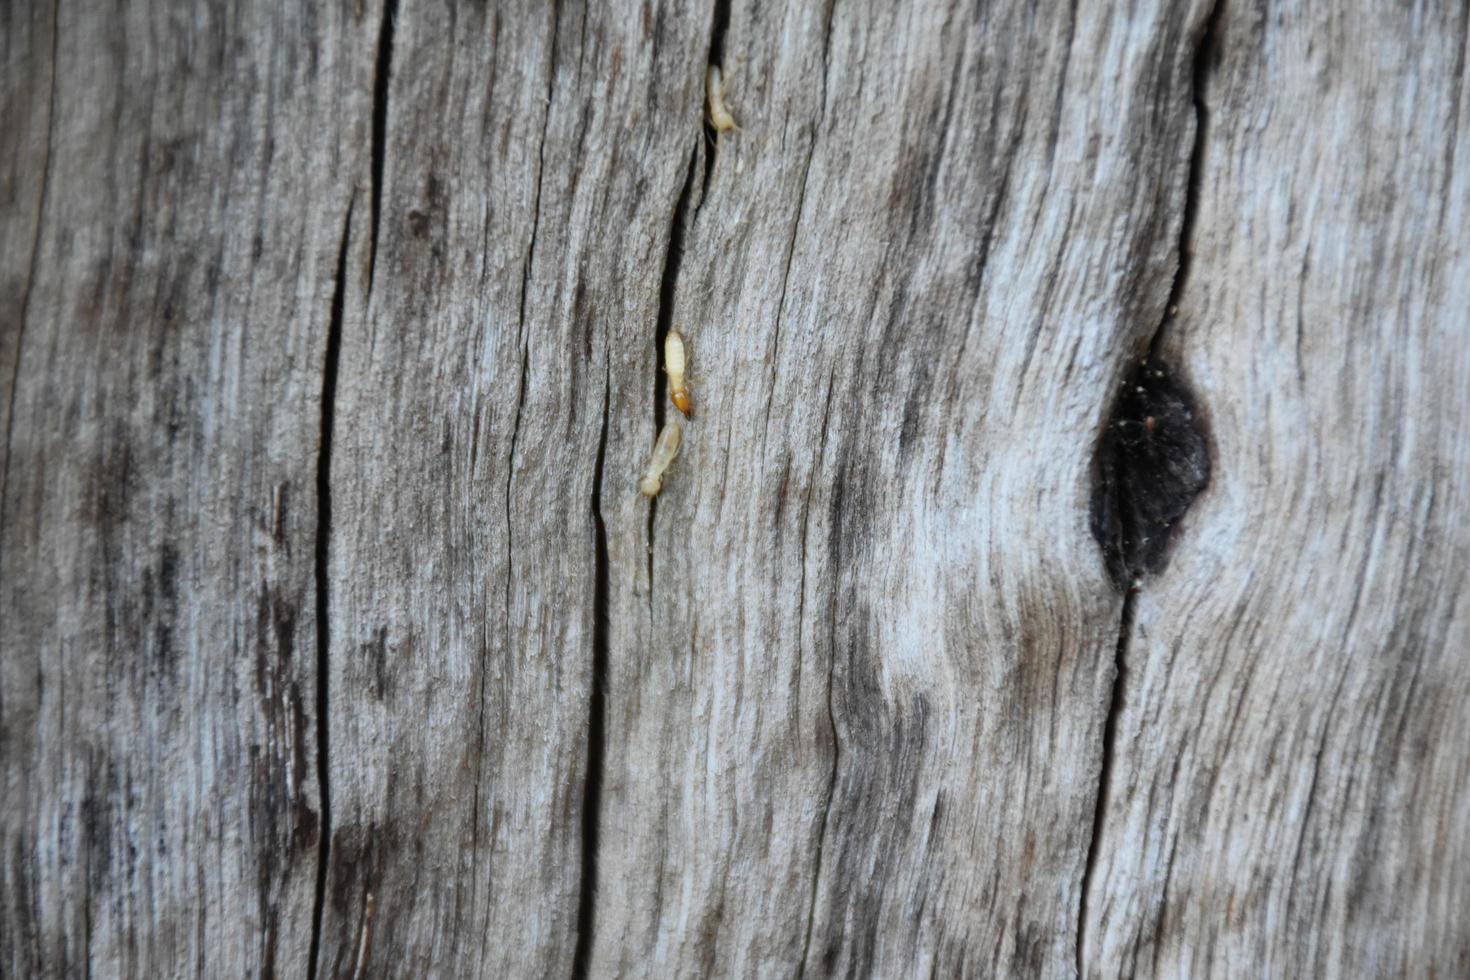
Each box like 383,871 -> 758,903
1090,356 -> 1211,589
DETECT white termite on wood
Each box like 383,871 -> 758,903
665,330 -> 692,416
639,420 -> 683,497
706,65 -> 739,133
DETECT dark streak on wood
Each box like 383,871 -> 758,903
2,3 -> 373,975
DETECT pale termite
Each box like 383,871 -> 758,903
639,420 -> 683,497
706,66 -> 739,133
665,330 -> 693,417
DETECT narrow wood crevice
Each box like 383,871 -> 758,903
797,591 -> 842,979
1077,1 -> 1224,972
366,0 -> 397,291
480,7 -> 561,955
573,46 -> 713,966
792,12 -> 842,971
698,0 -> 733,201
573,371 -> 611,980
476,339 -> 529,951
646,147 -> 699,608
518,3 -> 560,335
1151,0 -> 1224,356
1075,585 -> 1136,977
759,0 -> 834,461
307,192 -> 354,980
706,0 -> 731,75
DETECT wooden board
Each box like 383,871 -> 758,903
316,1 -> 711,976
1081,4 -> 1470,976
591,0 -> 1216,975
4,0 -> 1467,977
1,3 -> 374,975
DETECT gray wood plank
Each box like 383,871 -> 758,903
317,1 -> 710,975
590,0 -> 1216,975
1081,3 -> 1470,976
0,3 -> 374,975
5,0 -> 1467,976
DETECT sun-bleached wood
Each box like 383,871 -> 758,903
589,0 -> 1216,975
317,2 -> 711,976
1081,5 -> 1470,977
3,0 -> 1467,977
1,3 -> 374,976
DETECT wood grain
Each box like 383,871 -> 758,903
1081,3 -> 1470,976
317,1 -> 710,976
0,2 -> 54,503
3,0 -> 1467,976
1,3 -> 373,975
591,0 -> 1221,975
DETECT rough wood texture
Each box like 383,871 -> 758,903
594,1 -> 1211,975
319,2 -> 707,975
2,3 -> 373,975
1081,5 -> 1470,977
3,0 -> 1467,977
0,3 -> 52,492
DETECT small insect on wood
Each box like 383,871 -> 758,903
665,330 -> 693,417
706,66 -> 739,133
639,420 -> 683,497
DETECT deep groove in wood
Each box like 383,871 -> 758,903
366,0 -> 397,291
1152,0 -> 1224,356
573,371 -> 612,980
1076,585 -> 1136,977
1078,2 -> 1224,972
796,372 -> 839,980
518,1 -> 559,339
698,0 -> 733,201
308,192 -> 354,980
646,147 -> 699,609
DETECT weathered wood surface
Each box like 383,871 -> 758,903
3,1 -> 1467,978
1082,5 -> 1470,977
597,2 -> 1207,975
320,2 -> 708,975
1,2 -> 375,975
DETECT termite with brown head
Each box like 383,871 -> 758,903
665,330 -> 692,417
639,420 -> 682,497
706,65 -> 739,133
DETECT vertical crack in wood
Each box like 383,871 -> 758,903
705,0 -> 731,83
1077,1 -> 1223,973
366,0 -> 397,293
517,1 -> 559,340
697,0 -> 732,202
1076,585 -> 1136,978
647,147 -> 699,614
478,9 -> 560,964
1151,0 -> 1224,357
308,192 -> 354,980
793,12 -> 839,974
0,0 -> 58,546
476,336 -> 527,951
573,369 -> 611,980
479,7 -> 562,969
